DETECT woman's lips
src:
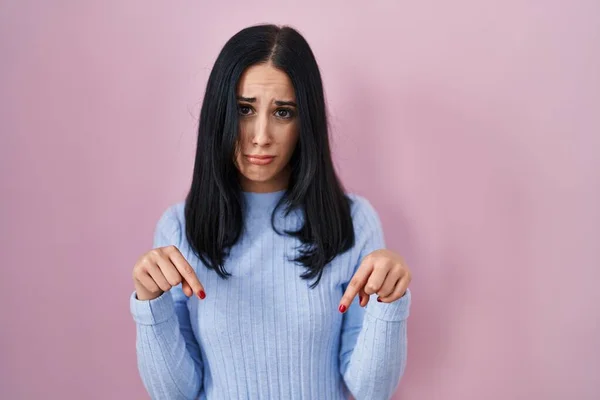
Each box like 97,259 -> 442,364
245,155 -> 275,165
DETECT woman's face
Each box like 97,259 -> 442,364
235,63 -> 299,193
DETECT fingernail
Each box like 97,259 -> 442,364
338,304 -> 347,313
359,295 -> 363,303
198,290 -> 206,300
377,297 -> 382,302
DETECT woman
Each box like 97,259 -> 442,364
130,24 -> 412,400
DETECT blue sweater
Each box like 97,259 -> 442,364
130,191 -> 411,400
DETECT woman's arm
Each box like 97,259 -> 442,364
130,206 -> 203,400
339,196 -> 412,400
339,290 -> 411,400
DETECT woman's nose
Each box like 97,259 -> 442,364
252,114 -> 272,146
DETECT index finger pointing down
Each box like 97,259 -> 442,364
168,247 -> 205,299
339,265 -> 371,313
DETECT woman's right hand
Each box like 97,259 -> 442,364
132,245 -> 205,301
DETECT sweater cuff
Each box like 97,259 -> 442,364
365,288 -> 411,321
129,290 -> 175,325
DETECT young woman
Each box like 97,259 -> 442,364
130,24 -> 412,400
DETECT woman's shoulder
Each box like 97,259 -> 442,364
154,201 -> 186,236
347,193 -> 379,220
346,193 -> 382,232
346,193 -> 385,250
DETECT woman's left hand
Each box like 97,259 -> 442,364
338,249 -> 412,313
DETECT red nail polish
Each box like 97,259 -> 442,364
339,304 -> 347,313
198,290 -> 206,300
377,297 -> 382,302
359,295 -> 363,303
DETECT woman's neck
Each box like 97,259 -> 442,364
239,168 -> 291,193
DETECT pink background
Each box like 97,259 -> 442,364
1,1 -> 599,399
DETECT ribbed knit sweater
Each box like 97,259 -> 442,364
130,191 -> 411,400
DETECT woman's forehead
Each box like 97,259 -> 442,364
237,64 -> 295,101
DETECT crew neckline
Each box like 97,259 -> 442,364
243,189 -> 287,212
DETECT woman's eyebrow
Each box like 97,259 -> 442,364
274,100 -> 297,107
237,96 -> 297,107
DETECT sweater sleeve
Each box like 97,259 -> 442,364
339,196 -> 411,400
129,205 -> 203,400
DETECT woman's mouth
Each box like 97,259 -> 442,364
245,155 -> 275,166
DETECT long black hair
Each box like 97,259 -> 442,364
185,24 -> 354,287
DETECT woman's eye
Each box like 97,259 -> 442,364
275,109 -> 293,119
238,105 -> 252,115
